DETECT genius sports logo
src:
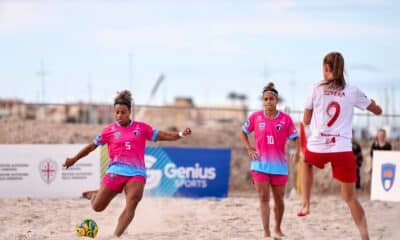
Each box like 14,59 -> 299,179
144,147 -> 217,197
381,163 -> 396,192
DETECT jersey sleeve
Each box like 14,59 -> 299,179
304,86 -> 316,110
142,122 -> 159,142
354,87 -> 372,110
242,113 -> 255,135
93,127 -> 110,146
287,116 -> 299,140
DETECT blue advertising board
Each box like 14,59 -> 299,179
144,147 -> 231,198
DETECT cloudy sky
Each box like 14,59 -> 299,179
0,0 -> 399,112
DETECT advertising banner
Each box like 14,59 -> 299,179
0,144 -> 100,198
144,147 -> 231,198
371,151 -> 400,202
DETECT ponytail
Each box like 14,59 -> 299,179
322,52 -> 346,90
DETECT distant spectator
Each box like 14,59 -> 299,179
351,130 -> 363,189
370,128 -> 392,158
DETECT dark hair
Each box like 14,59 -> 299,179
321,52 -> 346,90
377,128 -> 386,135
262,82 -> 278,97
114,90 -> 132,110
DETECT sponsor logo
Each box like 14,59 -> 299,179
144,155 -> 162,190
38,159 -> 58,184
133,129 -> 141,136
114,131 -> 121,139
381,163 -> 396,192
258,122 -> 265,130
144,152 -> 217,193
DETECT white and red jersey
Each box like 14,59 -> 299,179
305,83 -> 371,153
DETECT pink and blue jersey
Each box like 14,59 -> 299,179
93,121 -> 159,177
242,111 -> 298,175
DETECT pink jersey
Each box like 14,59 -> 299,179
94,121 -> 158,170
242,111 -> 298,175
305,83 -> 371,153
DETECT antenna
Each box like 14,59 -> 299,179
128,53 -> 134,91
36,60 -> 48,103
263,62 -> 269,83
88,73 -> 93,103
135,74 -> 165,120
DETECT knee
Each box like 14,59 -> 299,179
92,203 -> 106,212
258,193 -> 270,203
127,192 -> 143,205
341,191 -> 356,203
274,198 -> 284,208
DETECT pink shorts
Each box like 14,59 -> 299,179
251,171 -> 288,186
102,173 -> 146,193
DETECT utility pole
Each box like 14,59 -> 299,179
128,53 -> 134,91
36,60 -> 48,103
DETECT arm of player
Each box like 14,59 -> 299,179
240,130 -> 258,160
63,143 -> 98,169
156,127 -> 192,141
291,137 -> 301,163
366,99 -> 382,115
303,108 -> 313,125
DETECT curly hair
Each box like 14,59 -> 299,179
114,90 -> 132,110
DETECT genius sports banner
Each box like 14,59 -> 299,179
144,147 -> 231,198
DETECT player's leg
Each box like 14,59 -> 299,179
86,185 -> 118,212
298,161 -> 313,216
340,182 -> 369,240
114,177 -> 145,237
253,171 -> 272,237
271,182 -> 286,237
83,173 -> 121,212
333,152 -> 369,240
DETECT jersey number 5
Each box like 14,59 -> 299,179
267,135 -> 274,144
326,101 -> 340,127
125,142 -> 131,150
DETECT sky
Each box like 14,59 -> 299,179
0,0 -> 399,113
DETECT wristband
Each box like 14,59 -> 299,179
178,131 -> 184,137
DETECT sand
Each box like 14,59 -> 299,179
1,194 -> 399,240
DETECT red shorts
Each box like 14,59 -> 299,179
251,171 -> 288,186
304,150 -> 356,183
102,173 -> 146,193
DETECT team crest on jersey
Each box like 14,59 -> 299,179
114,131 -> 121,139
275,123 -> 283,131
133,129 -> 141,136
258,122 -> 265,130
381,163 -> 396,192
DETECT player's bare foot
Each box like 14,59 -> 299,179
82,190 -> 98,200
274,228 -> 285,237
297,205 -> 310,217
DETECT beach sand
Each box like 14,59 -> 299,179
1,194 -> 399,240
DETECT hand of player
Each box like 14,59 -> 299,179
182,128 -> 192,136
246,146 -> 258,160
63,157 -> 77,169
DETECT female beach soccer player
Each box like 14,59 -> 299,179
241,82 -> 300,239
63,90 -> 192,237
298,52 -> 382,240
